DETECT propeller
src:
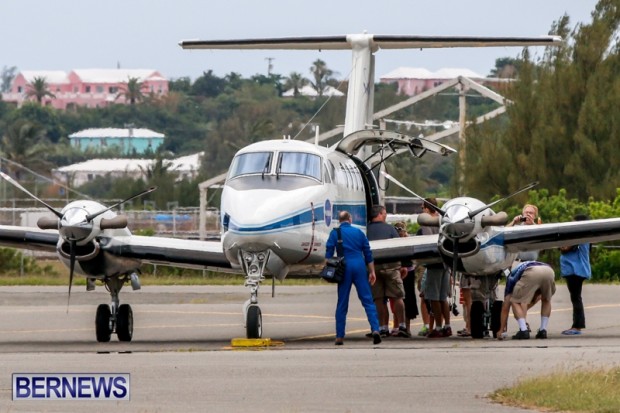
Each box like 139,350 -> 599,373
0,172 -> 157,308
0,172 -> 63,218
467,182 -> 538,219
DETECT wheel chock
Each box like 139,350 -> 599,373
231,338 -> 273,347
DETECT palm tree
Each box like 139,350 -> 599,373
117,77 -> 147,105
25,76 -> 56,104
0,119 -> 52,180
139,156 -> 176,209
309,59 -> 334,96
284,72 -> 308,97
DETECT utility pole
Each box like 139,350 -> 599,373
265,57 -> 274,75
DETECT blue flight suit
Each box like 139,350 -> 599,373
325,221 -> 380,338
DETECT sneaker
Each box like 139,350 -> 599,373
397,326 -> 411,338
427,329 -> 445,338
535,329 -> 547,339
457,329 -> 471,337
379,329 -> 390,338
442,326 -> 453,337
334,338 -> 344,346
512,330 -> 530,340
372,331 -> 382,345
418,326 -> 429,337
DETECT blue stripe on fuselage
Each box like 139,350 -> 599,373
228,203 -> 367,233
480,232 -> 505,249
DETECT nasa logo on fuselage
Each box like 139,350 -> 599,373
324,199 -> 332,227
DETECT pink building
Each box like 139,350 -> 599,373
2,69 -> 168,109
380,67 -> 485,96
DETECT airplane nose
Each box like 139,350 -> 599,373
444,222 -> 474,238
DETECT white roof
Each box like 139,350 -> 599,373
72,69 -> 163,83
54,152 -> 203,173
20,70 -> 70,84
381,67 -> 484,80
68,128 -> 165,139
55,158 -> 152,173
282,85 -> 344,97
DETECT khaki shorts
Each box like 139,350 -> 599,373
511,265 -> 556,305
372,268 -> 405,300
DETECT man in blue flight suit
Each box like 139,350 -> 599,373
326,210 -> 381,346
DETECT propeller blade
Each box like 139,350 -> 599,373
380,171 -> 445,216
468,181 -> 538,218
66,240 -> 76,313
86,186 -> 157,222
0,171 -> 63,219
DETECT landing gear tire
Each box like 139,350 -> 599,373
470,301 -> 485,339
491,300 -> 503,338
246,305 -> 262,339
95,304 -> 112,343
116,304 -> 133,342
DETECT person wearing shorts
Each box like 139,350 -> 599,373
498,261 -> 556,340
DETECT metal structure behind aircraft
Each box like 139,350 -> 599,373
4,32 -> 617,344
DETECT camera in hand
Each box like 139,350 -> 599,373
519,216 -> 527,222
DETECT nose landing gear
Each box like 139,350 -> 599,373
239,250 -> 269,338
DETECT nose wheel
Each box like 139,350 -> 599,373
246,305 -> 262,339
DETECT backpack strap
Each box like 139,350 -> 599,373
335,227 -> 344,257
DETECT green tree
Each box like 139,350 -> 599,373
0,119 -> 53,179
25,76 -> 56,104
309,59 -> 334,96
1,65 -> 17,93
284,72 -> 308,97
117,77 -> 147,105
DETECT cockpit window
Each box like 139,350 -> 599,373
277,152 -> 321,181
228,152 -> 272,179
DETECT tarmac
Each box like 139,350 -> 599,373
1,283 -> 620,412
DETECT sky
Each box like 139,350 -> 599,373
1,0 -> 600,82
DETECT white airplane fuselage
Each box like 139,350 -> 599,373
438,196 -> 516,275
220,139 -> 370,279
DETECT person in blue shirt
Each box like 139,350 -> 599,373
325,210 -> 381,346
560,214 -> 592,336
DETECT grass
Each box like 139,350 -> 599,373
490,366 -> 620,413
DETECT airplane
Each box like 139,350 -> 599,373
4,32 -> 620,343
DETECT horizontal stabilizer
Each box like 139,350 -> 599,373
180,34 -> 562,51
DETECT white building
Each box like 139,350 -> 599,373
53,152 -> 203,186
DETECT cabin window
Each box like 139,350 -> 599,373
228,152 -> 272,179
277,152 -> 321,181
339,163 -> 351,189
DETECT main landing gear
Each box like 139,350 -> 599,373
94,272 -> 140,342
239,250 -> 269,338
468,273 -> 503,339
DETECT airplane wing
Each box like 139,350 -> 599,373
102,235 -> 232,270
369,234 -> 441,265
0,225 -> 232,271
0,225 -> 59,252
500,219 -> 620,252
